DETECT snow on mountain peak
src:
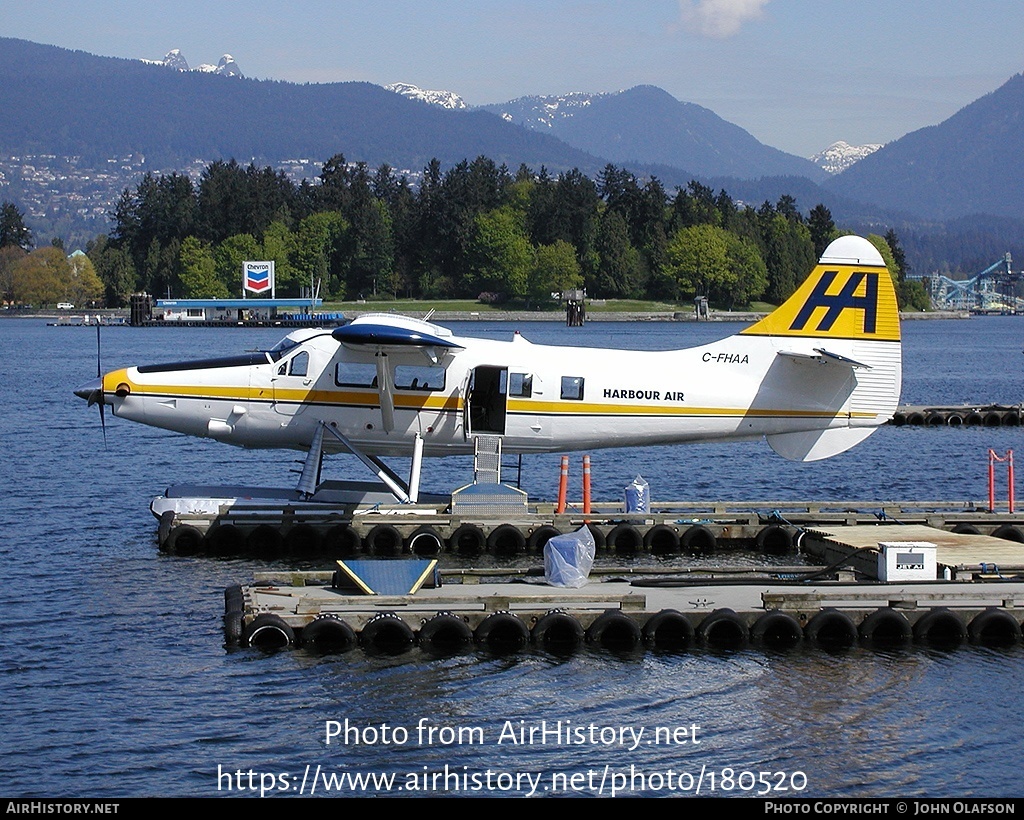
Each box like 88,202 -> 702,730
810,140 -> 882,174
143,50 -> 243,77
489,92 -> 608,129
385,83 -> 467,109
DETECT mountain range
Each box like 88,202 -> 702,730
1,36 -> 1023,267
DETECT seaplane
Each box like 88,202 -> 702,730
75,235 -> 901,505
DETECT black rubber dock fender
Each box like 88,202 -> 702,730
322,524 -> 361,556
247,524 -> 283,558
448,523 -> 486,556
164,524 -> 203,555
406,525 -> 444,556
527,525 -> 561,552
283,523 -> 322,555
642,609 -> 694,651
968,608 -> 1022,646
950,523 -> 981,535
301,614 -> 357,652
605,523 -> 643,554
364,523 -> 403,555
912,607 -> 967,647
804,608 -> 858,649
487,524 -> 527,556
223,585 -> 244,645
750,610 -> 803,648
418,612 -> 473,653
755,525 -> 795,554
991,524 -> 1024,543
205,523 -> 245,555
243,613 -> 295,649
585,610 -> 642,651
681,524 -> 717,553
359,612 -> 415,653
857,608 -> 913,646
696,608 -> 748,648
531,610 -> 584,653
474,611 -> 530,653
644,524 -> 680,555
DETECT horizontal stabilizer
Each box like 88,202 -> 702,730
767,426 -> 877,462
777,348 -> 871,369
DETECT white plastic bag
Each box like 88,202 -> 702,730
543,524 -> 596,588
624,474 -> 649,512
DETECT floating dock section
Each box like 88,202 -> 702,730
891,404 -> 1022,427
157,487 -> 1024,559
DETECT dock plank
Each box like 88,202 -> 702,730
804,523 -> 1024,570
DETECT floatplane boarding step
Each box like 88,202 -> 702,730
74,235 -> 901,499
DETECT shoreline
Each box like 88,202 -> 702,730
4,308 -> 973,323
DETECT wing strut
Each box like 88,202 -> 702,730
320,422 -> 414,503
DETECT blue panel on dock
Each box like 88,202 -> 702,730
336,559 -> 439,595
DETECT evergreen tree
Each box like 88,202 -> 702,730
0,201 -> 33,250
808,204 -> 836,258
593,209 -> 642,298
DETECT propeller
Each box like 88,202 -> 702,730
73,323 -> 107,446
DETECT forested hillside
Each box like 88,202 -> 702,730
60,155 -> 921,311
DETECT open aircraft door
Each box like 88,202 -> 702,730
464,365 -> 507,438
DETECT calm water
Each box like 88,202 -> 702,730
1,315 -> 1022,798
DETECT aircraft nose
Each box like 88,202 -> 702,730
74,377 -> 102,403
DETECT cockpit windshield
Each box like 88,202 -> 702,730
267,336 -> 301,361
266,329 -> 328,361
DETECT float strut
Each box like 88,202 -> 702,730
408,432 -> 424,504
296,423 -> 325,499
322,423 -> 411,503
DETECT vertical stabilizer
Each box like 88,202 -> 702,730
741,235 -> 902,461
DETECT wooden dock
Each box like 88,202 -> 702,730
226,515 -> 1024,654
227,558 -> 1024,654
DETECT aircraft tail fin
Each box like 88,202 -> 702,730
741,235 -> 902,462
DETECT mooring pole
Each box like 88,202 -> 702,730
988,448 -> 1016,513
556,455 -> 569,514
582,454 -> 591,516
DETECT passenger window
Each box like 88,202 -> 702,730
289,351 -> 309,377
395,364 -> 445,391
509,372 -> 532,398
560,376 -> 584,400
335,362 -> 377,387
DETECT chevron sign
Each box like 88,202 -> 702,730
244,261 -> 274,294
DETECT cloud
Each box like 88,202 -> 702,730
678,0 -> 771,38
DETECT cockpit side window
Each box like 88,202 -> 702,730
289,351 -> 309,377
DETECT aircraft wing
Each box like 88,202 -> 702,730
332,322 -> 463,349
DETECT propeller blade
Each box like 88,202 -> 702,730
99,400 -> 107,448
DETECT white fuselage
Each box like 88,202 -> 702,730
99,316 -> 897,458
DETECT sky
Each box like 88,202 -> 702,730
4,0 -> 1024,158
